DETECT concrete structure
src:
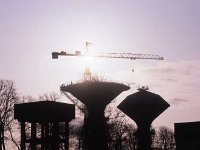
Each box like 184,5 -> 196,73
118,89 -> 170,150
61,81 -> 130,150
14,101 -> 75,150
175,121 -> 200,150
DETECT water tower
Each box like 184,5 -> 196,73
61,81 -> 130,150
118,89 -> 170,150
14,101 -> 75,150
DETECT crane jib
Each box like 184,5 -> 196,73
52,51 -> 164,60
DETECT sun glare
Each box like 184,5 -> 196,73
84,55 -> 93,62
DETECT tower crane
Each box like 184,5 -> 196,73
52,42 -> 163,60
52,42 -> 164,113
52,42 -> 164,79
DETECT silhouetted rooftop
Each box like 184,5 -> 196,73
175,121 -> 200,150
14,101 -> 75,122
175,121 -> 200,140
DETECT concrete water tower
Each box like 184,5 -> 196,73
118,89 -> 170,150
14,101 -> 75,150
61,81 -> 130,150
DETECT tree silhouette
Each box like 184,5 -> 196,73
0,79 -> 20,150
38,92 -> 60,102
153,126 -> 175,150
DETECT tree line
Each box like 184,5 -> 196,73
0,79 -> 175,150
69,109 -> 175,150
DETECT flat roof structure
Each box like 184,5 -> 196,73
14,101 -> 75,122
175,121 -> 200,150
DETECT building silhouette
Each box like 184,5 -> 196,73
175,121 -> 200,150
14,101 -> 75,150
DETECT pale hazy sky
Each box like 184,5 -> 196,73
1,0 -> 200,128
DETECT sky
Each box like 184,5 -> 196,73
1,0 -> 200,129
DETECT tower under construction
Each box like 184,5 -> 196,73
61,81 -> 130,150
